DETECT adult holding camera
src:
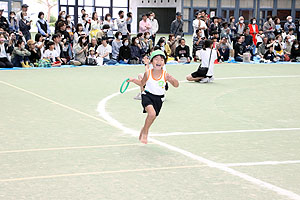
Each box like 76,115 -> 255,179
19,12 -> 31,41
116,10 -> 130,40
36,12 -> 51,38
127,12 -> 133,34
170,12 -> 184,37
0,33 -> 13,68
193,12 -> 207,38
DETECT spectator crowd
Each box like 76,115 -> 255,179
0,4 -> 300,68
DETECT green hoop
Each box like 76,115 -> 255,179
120,78 -> 130,93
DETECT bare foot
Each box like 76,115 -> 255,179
139,128 -> 144,141
140,133 -> 148,144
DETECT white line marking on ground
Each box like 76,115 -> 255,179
0,80 -> 111,126
224,160 -> 300,167
0,165 -> 205,182
0,143 -> 154,154
97,87 -> 300,200
151,128 -> 300,137
216,75 -> 300,80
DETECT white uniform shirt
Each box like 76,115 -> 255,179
197,48 -> 218,76
96,44 -> 112,59
193,19 -> 207,37
144,69 -> 167,96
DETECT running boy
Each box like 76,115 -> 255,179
128,50 -> 179,144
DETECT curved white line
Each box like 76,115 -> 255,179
96,79 -> 300,200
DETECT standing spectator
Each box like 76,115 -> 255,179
149,12 -> 159,44
66,15 -> 75,32
193,12 -> 207,37
139,14 -> 151,34
116,10 -> 130,39
73,36 -> 88,65
8,11 -> 18,33
248,18 -> 258,46
229,16 -> 237,35
82,14 -> 91,35
103,14 -> 117,42
79,9 -> 86,24
166,34 -> 178,57
112,31 -> 123,60
19,12 -> 31,41
11,39 -> 31,67
126,12 -> 133,34
55,11 -> 66,33
16,4 -> 29,23
210,17 -> 221,36
170,12 -> 184,37
130,36 -> 144,64
236,16 -> 245,35
90,12 -> 101,38
263,16 -> 275,39
193,29 -> 205,60
234,35 -> 246,62
175,38 -> 191,63
274,18 -> 283,37
0,33 -> 13,68
36,12 -> 51,38
118,38 -> 131,64
284,16 -> 296,33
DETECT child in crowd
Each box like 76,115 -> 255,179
128,50 -> 179,144
43,41 -> 61,67
87,47 -> 97,65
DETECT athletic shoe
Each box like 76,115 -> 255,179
134,93 -> 142,100
200,77 -> 209,83
208,76 -> 214,83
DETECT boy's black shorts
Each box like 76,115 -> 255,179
141,91 -> 164,116
191,67 -> 209,78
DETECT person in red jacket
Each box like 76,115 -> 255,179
248,18 -> 259,46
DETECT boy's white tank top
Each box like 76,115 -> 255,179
144,69 -> 167,96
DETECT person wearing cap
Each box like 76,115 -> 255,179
127,50 -> 179,144
87,47 -> 97,65
170,12 -> 184,37
284,16 -> 296,33
16,4 -> 29,23
0,9 -> 9,32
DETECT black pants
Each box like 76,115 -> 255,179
0,57 -> 13,68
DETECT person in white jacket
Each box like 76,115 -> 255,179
148,12 -> 159,44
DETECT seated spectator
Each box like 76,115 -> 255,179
130,36 -> 144,64
52,34 -> 68,64
55,11 -> 66,33
210,17 -> 221,36
112,31 -> 123,60
290,41 -> 300,62
166,34 -> 178,57
175,38 -> 191,63
26,39 -> 40,66
283,36 -> 293,58
96,37 -> 117,65
210,31 -> 220,42
73,23 -> 86,46
35,33 -> 45,58
218,37 -> 232,61
255,29 -> 264,48
193,29 -> 205,60
297,20 -> 300,41
66,15 -> 75,32
220,22 -> 231,43
102,13 -> 117,42
257,36 -> 268,58
141,32 -> 153,56
88,37 -> 98,53
97,24 -> 110,43
284,16 -> 296,33
36,12 -> 51,38
273,35 -> 284,61
287,28 -> 296,42
90,12 -> 101,39
234,35 -> 246,62
73,36 -> 88,65
87,47 -> 98,65
11,39 -> 31,67
154,37 -> 166,52
0,33 -> 13,68
263,16 -> 275,39
56,21 -> 72,59
8,11 -> 18,33
264,45 -> 277,62
118,38 -> 131,64
66,25 -> 74,42
244,27 -> 255,56
43,41 -> 61,67
19,12 -> 31,41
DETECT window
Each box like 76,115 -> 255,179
260,0 -> 273,8
221,0 -> 235,8
240,0 -> 253,8
0,1 -> 8,17
193,0 -> 207,7
277,10 -> 291,21
277,0 -> 292,8
113,0 -> 128,7
11,1 -> 21,13
296,11 -> 300,19
183,0 -> 190,7
240,10 -> 253,21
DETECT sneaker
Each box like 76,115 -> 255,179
133,93 -> 142,100
200,77 -> 209,83
208,76 -> 214,83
